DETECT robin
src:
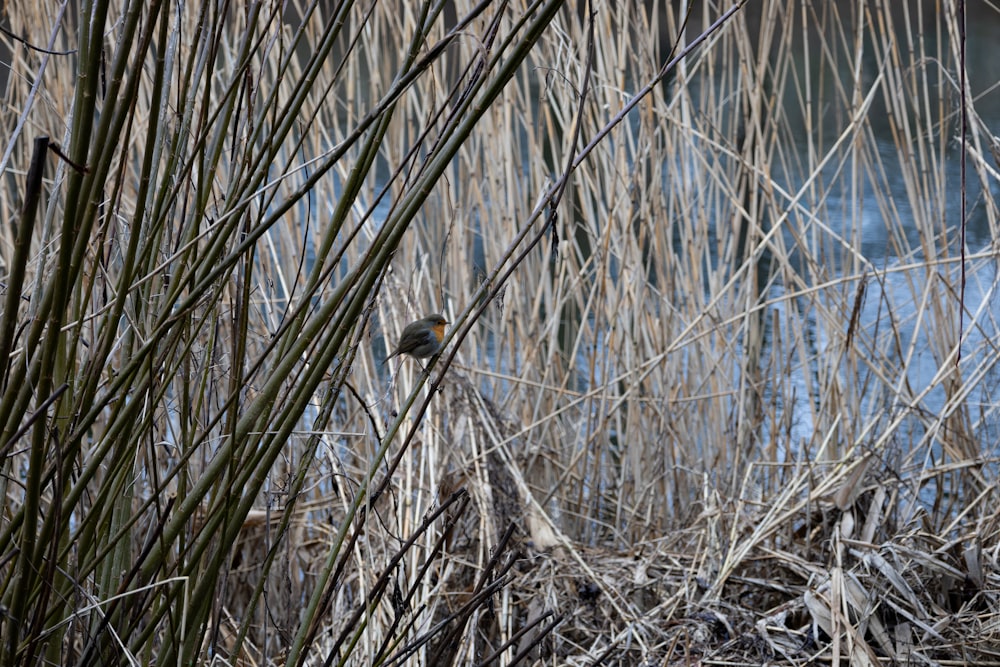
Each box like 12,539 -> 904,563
383,313 -> 449,364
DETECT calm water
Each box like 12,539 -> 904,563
737,3 -> 1000,451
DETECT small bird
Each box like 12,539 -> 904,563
383,313 -> 449,364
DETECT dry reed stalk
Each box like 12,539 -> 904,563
1,0 -> 999,665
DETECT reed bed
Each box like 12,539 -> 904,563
1,0 -> 999,665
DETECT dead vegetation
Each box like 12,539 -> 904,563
1,0 -> 999,665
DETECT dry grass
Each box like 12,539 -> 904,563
1,0 -> 999,665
